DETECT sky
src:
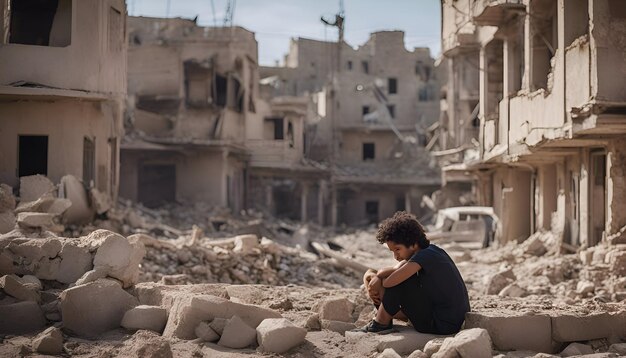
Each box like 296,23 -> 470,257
128,0 -> 441,66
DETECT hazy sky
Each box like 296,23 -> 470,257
128,0 -> 441,66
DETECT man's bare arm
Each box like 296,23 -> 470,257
376,260 -> 407,278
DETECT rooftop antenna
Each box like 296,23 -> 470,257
320,0 -> 344,43
224,0 -> 236,27
210,0 -> 218,26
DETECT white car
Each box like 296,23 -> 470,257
426,206 -> 500,248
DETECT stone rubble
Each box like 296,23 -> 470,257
0,192 -> 624,357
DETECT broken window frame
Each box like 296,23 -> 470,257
7,0 -> 73,47
184,60 -> 213,108
363,142 -> 375,161
83,136 -> 96,188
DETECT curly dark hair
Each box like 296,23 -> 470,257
376,211 -> 430,249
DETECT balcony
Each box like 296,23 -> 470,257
247,139 -> 301,168
472,0 -> 525,26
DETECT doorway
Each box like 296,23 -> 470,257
18,135 -> 48,177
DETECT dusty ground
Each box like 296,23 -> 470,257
0,203 -> 624,357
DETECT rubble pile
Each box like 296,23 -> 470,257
137,231 -> 362,288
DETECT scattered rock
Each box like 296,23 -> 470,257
194,321 -> 220,342
318,297 -> 354,322
498,283 -> 526,297
320,319 -> 355,334
576,281 -> 595,296
32,326 -> 63,355
560,342 -> 594,357
485,272 -> 514,295
608,343 -> 626,355
217,315 -> 257,349
16,212 -> 54,229
89,230 -> 146,288
209,317 -> 229,336
424,338 -> 447,356
305,313 -> 321,330
0,184 -> 16,212
408,349 -> 428,358
59,174 -> 93,224
233,234 -> 259,254
121,305 -> 167,333
256,318 -> 307,353
433,328 -> 492,358
0,211 -> 16,234
60,278 -> 138,337
378,348 -> 402,358
57,243 -> 93,283
0,301 -> 45,334
0,274 -> 40,302
19,175 -> 55,202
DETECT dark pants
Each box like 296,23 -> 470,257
381,274 -> 438,334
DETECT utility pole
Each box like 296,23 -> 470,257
321,0 -> 344,229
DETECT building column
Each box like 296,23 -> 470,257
404,191 -> 412,214
318,180 -> 327,226
300,183 -> 309,223
265,183 -> 273,216
606,139 -> 626,244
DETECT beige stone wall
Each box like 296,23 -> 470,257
0,100 -> 121,195
0,0 -> 127,96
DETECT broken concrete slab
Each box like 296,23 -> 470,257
162,294 -> 281,339
550,312 -> 626,342
20,275 -> 42,290
0,184 -> 16,212
317,297 -> 354,322
57,242 -> 93,284
14,195 -> 56,214
90,188 -> 112,214
423,338 -> 446,356
608,343 -> 626,355
59,175 -> 93,225
0,274 -> 40,302
433,328 -> 492,358
209,317 -> 229,336
195,321 -> 220,342
407,350 -> 428,358
19,175 -> 55,202
256,318 -> 307,353
345,325 -> 448,355
0,211 -> 16,234
498,283 -> 526,297
121,305 -> 167,333
16,212 -> 55,229
32,326 -> 64,355
43,198 -> 72,216
90,230 -> 146,288
0,301 -> 45,334
560,342 -> 593,357
217,315 -> 257,349
465,312 -> 555,353
485,272 -> 514,295
60,278 -> 138,337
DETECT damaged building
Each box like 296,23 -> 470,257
121,17 -> 257,211
438,0 -> 626,247
261,32 -> 442,226
122,17 -> 328,223
0,0 -> 127,223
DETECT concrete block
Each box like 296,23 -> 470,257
321,319 -> 355,334
58,243 -> 93,284
162,294 -> 281,339
0,211 -> 15,234
217,315 -> 257,349
209,317 -> 229,336
20,275 -> 42,290
0,274 -> 40,302
256,318 -> 307,353
43,198 -> 72,216
17,212 -> 54,229
485,273 -> 514,295
433,328 -> 492,358
15,195 -> 55,213
32,326 -> 63,355
60,278 -> 137,337
318,297 -> 354,322
345,325 -> 448,356
121,305 -> 167,333
90,230 -> 145,288
465,312 -> 555,353
59,174 -> 92,225
195,321 -> 219,342
551,312 -> 625,342
19,175 -> 55,202
560,342 -> 593,357
0,301 -> 45,334
0,184 -> 16,212
305,313 -> 321,330
378,348 -> 402,358
233,234 -> 259,254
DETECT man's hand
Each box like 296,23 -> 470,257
367,275 -> 383,305
363,269 -> 377,287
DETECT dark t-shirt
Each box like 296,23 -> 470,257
409,244 -> 470,333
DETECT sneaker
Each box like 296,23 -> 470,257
352,320 -> 396,334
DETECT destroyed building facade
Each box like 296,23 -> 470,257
0,0 -> 127,200
122,17 -> 328,223
261,32 -> 442,226
438,0 -> 626,246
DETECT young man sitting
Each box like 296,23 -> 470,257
356,211 -> 470,335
